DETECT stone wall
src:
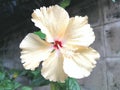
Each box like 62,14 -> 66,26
0,0 -> 120,90
71,0 -> 120,90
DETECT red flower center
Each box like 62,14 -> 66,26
53,40 -> 62,49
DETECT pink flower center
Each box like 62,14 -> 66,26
53,40 -> 62,49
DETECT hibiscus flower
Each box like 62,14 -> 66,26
19,5 -> 100,82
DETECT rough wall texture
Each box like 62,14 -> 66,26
0,0 -> 120,90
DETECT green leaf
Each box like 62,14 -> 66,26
0,87 -> 4,90
59,0 -> 71,8
31,77 -> 50,86
31,70 -> 40,77
0,72 -> 5,80
34,31 -> 46,39
19,70 -> 28,76
14,82 -> 21,89
21,86 -> 32,90
66,78 -> 81,90
5,83 -> 13,89
50,82 -> 66,90
50,78 -> 81,90
21,69 -> 50,87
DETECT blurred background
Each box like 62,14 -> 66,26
0,0 -> 120,90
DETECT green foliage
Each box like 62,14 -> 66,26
50,82 -> 66,90
0,71 -> 21,90
0,63 -> 21,90
34,31 -> 46,40
21,68 -> 50,87
0,72 -> 5,80
50,77 -> 81,90
21,86 -> 32,90
0,63 -> 80,90
66,78 -> 81,90
59,0 -> 71,8
0,63 -> 49,90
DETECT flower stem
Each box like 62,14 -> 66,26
50,82 -> 56,90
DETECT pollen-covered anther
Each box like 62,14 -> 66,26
53,40 -> 63,49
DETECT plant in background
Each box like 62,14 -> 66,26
0,64 -> 27,90
19,0 -> 100,90
0,72 -> 21,90
59,0 -> 71,8
0,64 -> 50,90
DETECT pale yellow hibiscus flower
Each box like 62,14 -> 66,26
19,5 -> 100,82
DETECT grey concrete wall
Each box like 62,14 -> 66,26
73,0 -> 120,90
0,0 -> 120,90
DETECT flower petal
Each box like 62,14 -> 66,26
63,16 -> 95,46
41,51 -> 67,82
31,5 -> 69,42
62,46 -> 100,79
20,33 -> 52,70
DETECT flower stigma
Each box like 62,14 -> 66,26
53,40 -> 62,49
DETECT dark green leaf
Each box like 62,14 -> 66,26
34,31 -> 46,39
59,0 -> 71,8
22,69 -> 50,86
19,70 -> 28,76
5,83 -> 13,89
0,87 -> 4,90
66,78 -> 81,90
14,82 -> 21,89
0,72 -> 5,80
50,82 -> 66,90
31,70 -> 40,77
21,86 -> 32,90
50,78 -> 81,90
31,77 -> 50,86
